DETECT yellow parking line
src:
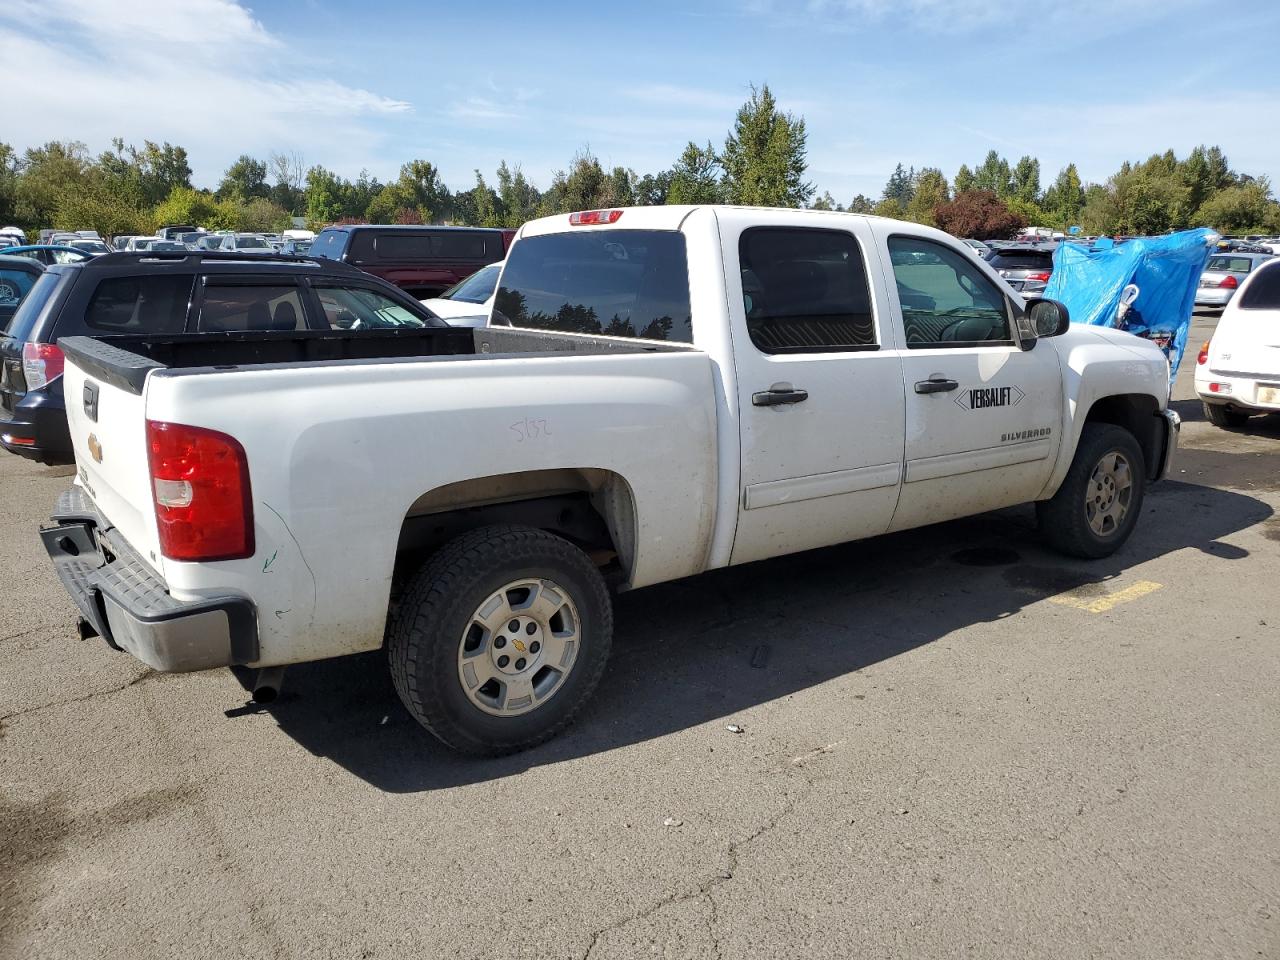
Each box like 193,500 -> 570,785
1049,579 -> 1163,614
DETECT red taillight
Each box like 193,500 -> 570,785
1027,272 -> 1052,283
146,420 -> 253,562
568,209 -> 623,226
1197,340 -> 1210,365
21,342 -> 64,390
1220,275 -> 1238,289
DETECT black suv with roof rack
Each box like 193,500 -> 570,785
0,251 -> 445,465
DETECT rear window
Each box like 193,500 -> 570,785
1207,256 -> 1256,273
3,270 -> 60,341
987,252 -> 1054,270
310,229 -> 349,260
495,230 -> 692,342
236,236 -> 269,249
1238,263 -> 1280,310
371,232 -> 491,260
85,275 -> 193,333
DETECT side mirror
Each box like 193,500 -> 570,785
1025,298 -> 1071,338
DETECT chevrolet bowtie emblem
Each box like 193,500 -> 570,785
513,639 -> 527,653
87,433 -> 103,463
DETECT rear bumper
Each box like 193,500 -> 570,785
41,486 -> 258,672
0,385 -> 73,464
1153,408 -> 1180,481
1194,288 -> 1234,306
1194,372 -> 1280,413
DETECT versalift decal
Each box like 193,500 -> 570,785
954,384 -> 1025,410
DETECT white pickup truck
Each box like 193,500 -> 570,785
43,205 -> 1179,754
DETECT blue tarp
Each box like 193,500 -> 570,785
1043,228 -> 1217,383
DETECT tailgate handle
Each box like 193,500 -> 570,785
83,381 -> 99,422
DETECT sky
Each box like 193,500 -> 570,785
2,0 -> 1279,202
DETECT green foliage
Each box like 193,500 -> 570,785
217,154 -> 269,203
846,194 -> 875,214
14,141 -> 92,229
1042,164 -> 1084,229
721,84 -> 813,207
873,197 -> 905,219
972,150 -> 1013,198
933,190 -> 1027,240
153,186 -> 222,229
882,164 -> 914,206
667,141 -> 723,205
495,161 -> 540,226
1194,181 -> 1280,233
810,191 -> 839,211
954,165 -> 975,194
1010,156 -> 1040,204
904,167 -> 949,226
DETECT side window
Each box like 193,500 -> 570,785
312,285 -> 429,329
888,236 -> 1012,347
198,283 -> 306,332
738,227 -> 876,353
85,275 -> 193,333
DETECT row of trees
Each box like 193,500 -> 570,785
842,145 -> 1280,238
1,83 -> 1277,240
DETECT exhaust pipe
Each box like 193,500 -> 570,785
252,666 -> 286,704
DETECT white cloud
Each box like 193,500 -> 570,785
0,0 -> 412,184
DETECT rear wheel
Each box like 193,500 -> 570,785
1038,424 -> 1146,559
387,524 -> 613,755
1203,402 -> 1250,429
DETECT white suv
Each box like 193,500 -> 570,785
1195,258 -> 1280,427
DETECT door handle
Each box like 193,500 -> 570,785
914,377 -> 958,395
752,385 -> 809,406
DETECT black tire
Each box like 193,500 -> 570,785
387,524 -> 612,756
1037,424 -> 1146,559
1203,402 -> 1250,429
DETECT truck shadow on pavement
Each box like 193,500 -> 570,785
257,446 -> 1274,793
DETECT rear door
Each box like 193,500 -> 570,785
717,212 -> 907,566
873,228 -> 1064,533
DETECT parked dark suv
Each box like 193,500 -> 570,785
310,224 -> 514,298
0,251 -> 445,465
986,244 -> 1057,297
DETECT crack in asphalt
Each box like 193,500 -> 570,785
0,668 -> 155,724
580,770 -> 817,959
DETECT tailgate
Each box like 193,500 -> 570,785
62,346 -> 164,570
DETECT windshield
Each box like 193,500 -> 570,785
496,230 -> 692,341
3,270 -> 60,340
441,262 -> 501,304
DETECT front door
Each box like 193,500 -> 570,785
717,213 -> 907,566
873,230 -> 1064,533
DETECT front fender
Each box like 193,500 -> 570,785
1037,326 -> 1171,499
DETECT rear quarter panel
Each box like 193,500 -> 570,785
144,350 -> 718,666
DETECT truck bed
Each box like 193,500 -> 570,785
59,327 -> 696,395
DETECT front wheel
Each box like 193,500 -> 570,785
1037,424 -> 1146,559
387,525 -> 613,755
1203,402 -> 1250,429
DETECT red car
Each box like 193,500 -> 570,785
310,225 -> 514,299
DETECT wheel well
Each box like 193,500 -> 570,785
393,469 -> 636,586
1082,394 -> 1162,478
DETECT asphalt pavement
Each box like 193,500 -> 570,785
2,311 -> 1277,959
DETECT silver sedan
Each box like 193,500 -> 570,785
1196,252 -> 1273,307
